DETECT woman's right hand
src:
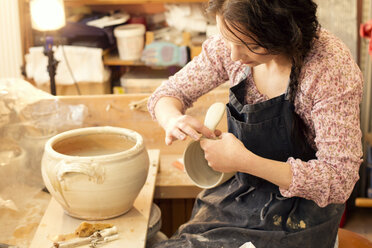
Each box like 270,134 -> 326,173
154,96 -> 217,145
164,114 -> 217,145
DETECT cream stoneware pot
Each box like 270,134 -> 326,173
183,102 -> 236,189
41,126 -> 149,220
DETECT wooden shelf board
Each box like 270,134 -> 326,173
103,53 -> 145,66
103,53 -> 175,68
55,90 -> 229,199
355,197 -> 372,207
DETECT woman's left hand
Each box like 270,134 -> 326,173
200,132 -> 251,173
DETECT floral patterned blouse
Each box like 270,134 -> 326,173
147,28 -> 363,207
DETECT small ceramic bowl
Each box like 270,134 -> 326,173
183,102 -> 235,189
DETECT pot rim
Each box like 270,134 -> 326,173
44,126 -> 145,161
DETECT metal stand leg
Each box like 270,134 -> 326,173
43,36 -> 59,96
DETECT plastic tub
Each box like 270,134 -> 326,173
114,24 -> 146,60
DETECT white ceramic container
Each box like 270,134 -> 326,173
41,126 -> 149,220
21,128 -> 57,172
183,102 -> 236,189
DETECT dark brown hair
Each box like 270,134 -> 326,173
207,0 -> 319,147
207,0 -> 319,102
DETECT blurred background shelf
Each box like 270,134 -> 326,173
355,198 -> 372,207
18,0 -> 207,96
103,52 -> 145,66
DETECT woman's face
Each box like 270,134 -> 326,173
216,15 -> 275,66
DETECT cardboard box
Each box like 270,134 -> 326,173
37,80 -> 111,95
118,67 -> 170,94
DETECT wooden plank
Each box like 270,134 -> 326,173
57,89 -> 229,155
55,90 -> 227,199
37,81 -> 111,96
23,90 -> 228,201
355,197 -> 372,208
30,149 -> 160,248
103,53 -> 145,66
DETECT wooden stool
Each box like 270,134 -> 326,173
338,228 -> 372,248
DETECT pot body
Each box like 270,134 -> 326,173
183,140 -> 235,189
41,126 -> 149,220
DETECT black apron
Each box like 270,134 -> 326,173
155,74 -> 344,248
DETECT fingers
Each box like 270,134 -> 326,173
174,116 -> 213,140
214,129 -> 222,137
220,132 -> 235,139
185,118 -> 215,139
199,137 -> 211,149
165,136 -> 174,146
165,128 -> 187,145
200,139 -> 214,167
172,128 -> 187,141
199,132 -> 225,148
197,126 -> 216,139
177,122 -> 201,140
164,115 -> 218,145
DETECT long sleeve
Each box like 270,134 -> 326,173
279,30 -> 364,207
147,35 -> 245,120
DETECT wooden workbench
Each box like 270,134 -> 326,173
56,89 -> 229,200
55,89 -> 229,236
3,88 -> 227,242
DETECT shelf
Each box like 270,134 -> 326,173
103,52 -> 185,68
64,0 -> 208,6
103,53 -> 145,66
355,197 -> 372,207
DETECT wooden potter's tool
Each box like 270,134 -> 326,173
50,226 -> 118,248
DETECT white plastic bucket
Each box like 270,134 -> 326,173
114,24 -> 146,60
